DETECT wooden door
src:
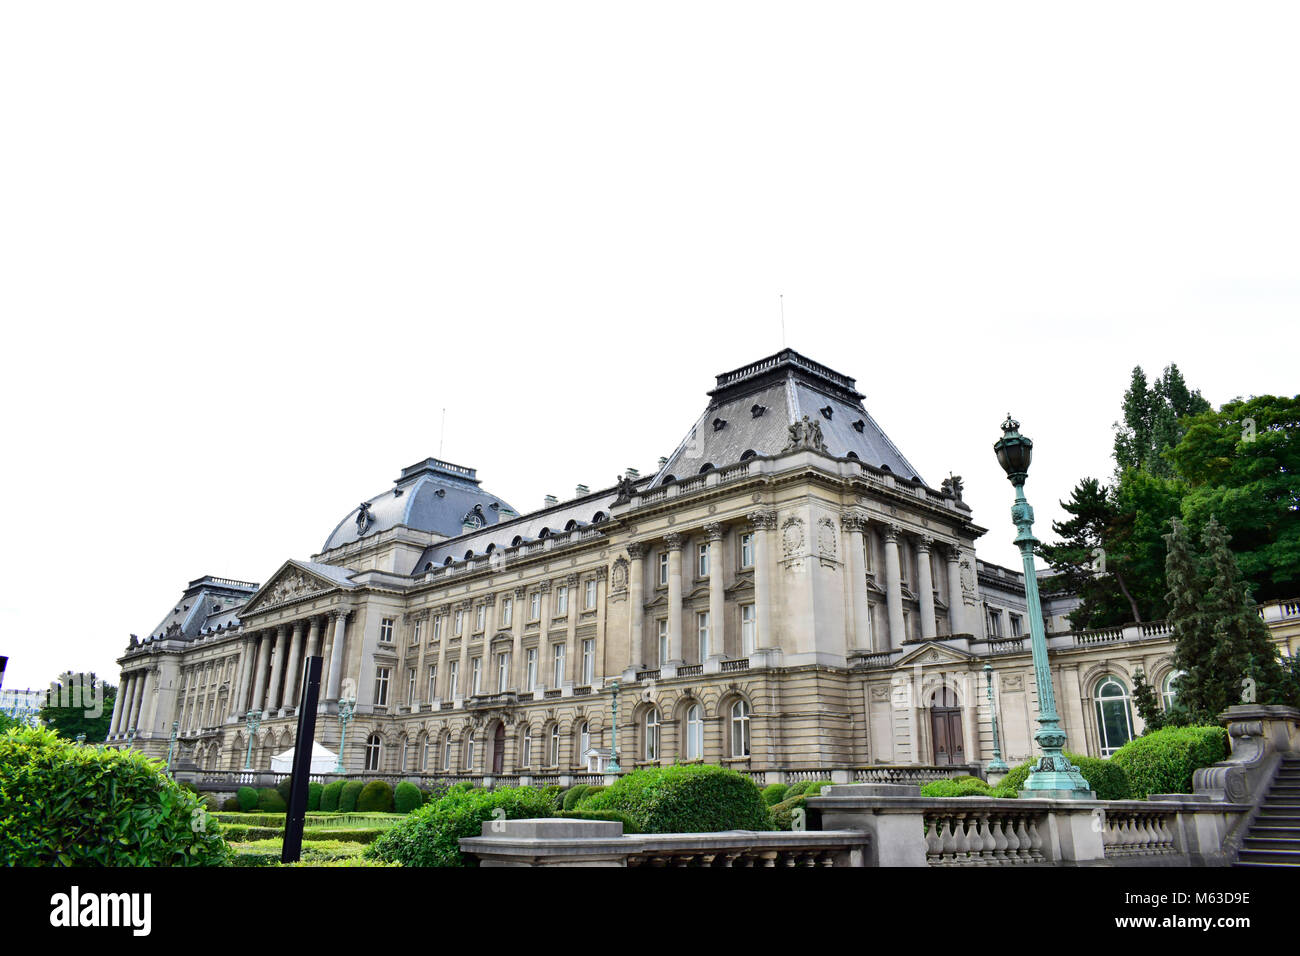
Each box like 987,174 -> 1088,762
931,708 -> 965,766
492,723 -> 505,774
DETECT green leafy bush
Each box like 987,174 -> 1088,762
237,786 -> 259,812
394,781 -> 423,814
921,778 -> 997,798
307,781 -> 323,812
222,796 -> 242,811
1112,725 -> 1228,799
0,725 -> 230,866
562,784 -> 591,811
367,785 -> 556,867
276,775 -> 294,805
257,788 -> 287,812
339,781 -> 365,813
785,780 -> 812,798
761,783 -> 789,806
356,781 -> 395,813
584,765 -> 772,834
769,794 -> 806,830
802,780 -> 832,796
321,781 -> 344,812
556,808 -> 640,832
990,752 -> 1130,800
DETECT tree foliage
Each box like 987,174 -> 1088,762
38,672 -> 116,742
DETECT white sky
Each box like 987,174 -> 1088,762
2,3 -> 1297,691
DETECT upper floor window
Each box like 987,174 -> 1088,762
697,611 -> 711,661
1094,676 -> 1135,756
658,552 -> 669,587
427,664 -> 437,702
379,618 -> 394,644
555,586 -> 569,617
658,619 -> 670,665
740,532 -> 754,569
501,598 -> 513,628
525,647 -> 538,691
741,604 -> 756,657
987,608 -> 1003,639
497,652 -> 509,693
412,619 -> 423,645
476,604 -> 486,632
552,644 -> 566,688
406,667 -> 417,704
731,699 -> 751,757
448,659 -> 460,698
432,615 -> 443,640
1008,613 -> 1023,636
454,609 -> 464,636
697,543 -> 709,578
373,666 -> 391,707
584,579 -> 597,610
581,638 -> 595,685
471,657 -> 482,695
529,592 -> 541,621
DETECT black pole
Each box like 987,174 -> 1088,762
282,656 -> 323,864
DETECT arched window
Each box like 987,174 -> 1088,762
421,736 -> 429,771
511,535 -> 523,547
730,699 -> 751,757
519,725 -> 532,767
662,475 -> 677,484
740,449 -> 757,461
684,704 -> 703,761
485,543 -> 496,554
538,527 -> 551,539
443,556 -> 454,566
464,734 -> 475,772
1161,671 -> 1184,711
399,736 -> 408,771
464,549 -> 475,560
644,708 -> 660,761
424,562 -> 433,572
698,463 -> 714,474
549,723 -> 561,767
442,733 -> 453,772
565,519 -> 579,531
592,511 -> 607,524
364,733 -> 382,771
579,720 -> 590,758
1094,676 -> 1135,756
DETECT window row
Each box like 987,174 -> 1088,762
372,640 -> 600,705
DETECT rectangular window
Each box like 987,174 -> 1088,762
427,664 -> 437,701
448,659 -> 460,698
584,579 -> 597,610
476,604 -> 486,631
697,543 -> 709,578
374,667 -> 390,707
740,532 -> 754,569
432,615 -> 442,640
658,619 -> 669,665
697,611 -> 711,660
529,592 -> 541,621
412,619 -> 423,645
1008,613 -> 1022,636
497,652 -> 509,692
555,586 -> 568,617
988,609 -> 1003,638
454,610 -> 464,636
658,552 -> 669,587
526,648 -> 538,691
521,734 -> 532,767
581,638 -> 595,685
379,618 -> 394,643
471,657 -> 482,695
741,604 -> 756,656
406,667 -> 416,704
502,598 -> 513,627
552,644 -> 566,687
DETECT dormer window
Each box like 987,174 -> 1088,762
852,419 -> 865,433
820,406 -> 833,420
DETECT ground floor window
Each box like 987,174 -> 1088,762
364,733 -> 382,771
1094,675 -> 1134,756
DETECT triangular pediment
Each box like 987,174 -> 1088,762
893,641 -> 975,668
243,560 -> 355,615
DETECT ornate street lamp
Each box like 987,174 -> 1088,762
983,663 -> 1008,774
993,414 -> 1092,798
608,679 -> 621,773
75,733 -> 86,746
336,697 -> 356,774
244,710 -> 262,770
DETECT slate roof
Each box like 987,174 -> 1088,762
145,576 -> 259,642
650,349 -> 924,487
322,457 -> 518,552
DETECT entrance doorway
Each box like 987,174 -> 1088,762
929,687 -> 965,766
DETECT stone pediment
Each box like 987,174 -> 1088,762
243,560 -> 352,615
893,641 -> 975,669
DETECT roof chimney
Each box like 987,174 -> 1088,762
575,484 -> 589,497
544,495 -> 558,508
625,467 -> 640,480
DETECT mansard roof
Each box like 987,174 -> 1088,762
322,457 -> 518,552
144,575 -> 259,643
649,349 -> 924,487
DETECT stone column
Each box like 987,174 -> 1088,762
536,585 -> 552,688
748,510 -> 777,651
843,514 -> 871,652
961,675 -> 980,766
232,637 -> 254,716
562,578 -> 577,684
705,523 -> 725,659
944,545 -> 966,635
137,668 -> 156,735
412,611 -> 429,706
509,590 -> 526,691
883,525 -> 906,650
110,673 -> 132,737
627,543 -> 646,668
593,566 -> 608,684
282,620 -> 306,710
916,536 -> 937,640
266,625 -> 289,713
665,533 -> 684,664
250,630 -> 272,712
457,599 -> 474,698
121,673 -> 140,733
326,611 -> 348,700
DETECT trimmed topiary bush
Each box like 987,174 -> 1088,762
394,781 -> 423,814
785,780 -> 812,798
990,752 -> 1130,800
802,780 -> 832,797
761,783 -> 789,806
562,784 -> 591,811
257,788 -> 287,812
557,808 -> 640,832
307,781 -> 323,812
584,765 -> 772,834
1112,725 -> 1228,799
237,786 -> 259,812
222,796 -> 242,811
356,781 -> 395,813
367,785 -> 557,867
276,775 -> 294,805
0,725 -> 231,866
320,781 -> 344,812
921,778 -> 996,798
339,781 -> 365,813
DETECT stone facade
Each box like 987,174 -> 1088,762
106,350 -> 1300,779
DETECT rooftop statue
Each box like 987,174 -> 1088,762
784,414 -> 825,453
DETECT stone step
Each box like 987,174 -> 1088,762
1248,826 -> 1300,839
1236,848 -> 1300,865
1242,837 -> 1300,851
1259,803 -> 1300,812
1235,861 -> 1300,868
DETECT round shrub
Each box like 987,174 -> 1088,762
557,808 -> 640,832
761,783 -> 789,806
394,781 -> 423,814
257,788 -> 287,812
237,786 -> 259,812
990,752 -> 1130,800
339,781 -> 365,813
307,781 -> 323,812
802,780 -> 833,797
921,778 -> 996,798
320,781 -> 344,812
769,794 -> 806,830
584,765 -> 772,834
785,780 -> 812,798
367,785 -> 557,867
1112,725 -> 1228,799
222,796 -> 242,811
275,775 -> 294,804
0,726 -> 230,866
562,784 -> 591,811
357,781 -> 395,813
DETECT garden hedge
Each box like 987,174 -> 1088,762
556,808 -> 641,832
222,796 -> 242,811
339,781 -> 365,813
991,752 -> 1130,800
275,775 -> 294,805
1111,726 -> 1228,799
0,725 -> 230,866
320,781 -> 344,812
584,765 -> 772,833
237,786 -> 259,812
356,781 -> 395,813
562,784 -> 591,811
394,781 -> 423,814
257,788 -> 287,812
920,778 -> 997,798
761,783 -> 789,806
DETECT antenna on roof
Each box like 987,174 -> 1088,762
439,408 -> 446,457
779,293 -> 786,348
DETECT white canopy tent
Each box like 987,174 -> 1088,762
270,741 -> 337,774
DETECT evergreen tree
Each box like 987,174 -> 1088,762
1164,518 -> 1215,722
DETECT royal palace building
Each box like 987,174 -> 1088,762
106,350 -> 1300,781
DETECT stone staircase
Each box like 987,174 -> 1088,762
1236,756 -> 1300,867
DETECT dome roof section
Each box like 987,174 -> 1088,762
649,349 -> 924,486
322,458 -> 517,552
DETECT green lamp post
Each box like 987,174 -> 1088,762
244,710 -> 262,770
983,663 -> 1008,773
165,720 -> 178,768
336,696 -> 356,774
993,414 -> 1093,798
608,679 -> 621,773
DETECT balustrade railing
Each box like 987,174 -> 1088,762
1101,807 -> 1178,859
923,804 -> 1047,866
